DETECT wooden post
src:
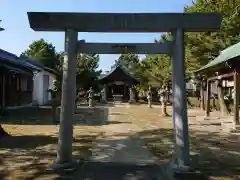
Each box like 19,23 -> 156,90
2,75 -> 5,107
216,78 -> 229,116
205,80 -> 211,117
18,76 -> 22,106
200,80 -> 205,110
233,71 -> 240,125
104,84 -> 108,103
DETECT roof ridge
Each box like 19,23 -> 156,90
0,48 -> 19,58
99,62 -> 140,82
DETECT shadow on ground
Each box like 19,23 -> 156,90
138,128 -> 240,179
1,127 -> 239,179
52,162 -> 161,180
0,135 -> 57,149
0,134 -> 99,180
1,106 -> 115,126
1,107 -> 57,125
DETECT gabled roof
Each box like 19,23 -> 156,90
99,63 -> 140,84
0,49 -> 19,63
20,56 -> 58,75
0,49 -> 35,73
195,41 -> 240,74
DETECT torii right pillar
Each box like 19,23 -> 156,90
171,29 -> 190,168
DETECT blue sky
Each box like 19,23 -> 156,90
0,0 -> 192,72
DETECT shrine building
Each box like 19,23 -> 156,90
99,62 -> 140,102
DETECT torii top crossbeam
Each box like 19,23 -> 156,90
27,12 -> 221,32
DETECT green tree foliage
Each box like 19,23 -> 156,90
117,53 -> 140,77
22,39 -> 101,90
142,34 -> 172,86
136,0 -> 240,86
21,39 -> 59,70
76,54 -> 102,90
118,53 -> 140,71
116,53 -> 150,85
184,0 -> 240,66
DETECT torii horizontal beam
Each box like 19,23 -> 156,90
77,41 -> 173,54
27,12 -> 221,32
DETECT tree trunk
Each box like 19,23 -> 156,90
217,80 -> 229,116
0,124 -> 10,138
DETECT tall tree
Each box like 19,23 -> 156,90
184,0 -> 240,67
142,34 -> 172,86
21,39 -> 59,70
118,53 -> 140,71
76,53 -> 101,90
117,53 -> 149,83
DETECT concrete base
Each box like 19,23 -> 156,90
128,100 -> 136,104
46,159 -> 82,172
195,116 -> 221,125
100,100 -> 108,104
230,125 -> 240,133
221,119 -> 236,133
74,107 -> 108,125
159,158 -> 193,180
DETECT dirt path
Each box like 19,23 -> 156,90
87,106 -> 167,179
90,107 -> 159,164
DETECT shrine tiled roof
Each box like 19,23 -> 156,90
99,62 -> 140,83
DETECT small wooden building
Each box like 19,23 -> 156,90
99,63 -> 140,101
194,42 -> 240,125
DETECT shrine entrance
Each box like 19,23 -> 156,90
99,61 -> 140,102
27,12 -> 221,169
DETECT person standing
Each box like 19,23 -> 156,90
88,87 -> 94,107
158,85 -> 169,116
147,86 -> 153,108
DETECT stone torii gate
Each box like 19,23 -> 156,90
27,12 -> 221,169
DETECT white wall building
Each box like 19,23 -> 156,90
32,70 -> 56,105
22,58 -> 57,105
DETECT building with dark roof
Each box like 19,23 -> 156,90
99,61 -> 140,101
0,49 -> 34,107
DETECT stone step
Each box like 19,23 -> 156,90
220,120 -> 237,133
195,116 -> 222,125
174,172 -> 209,180
80,161 -> 163,180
